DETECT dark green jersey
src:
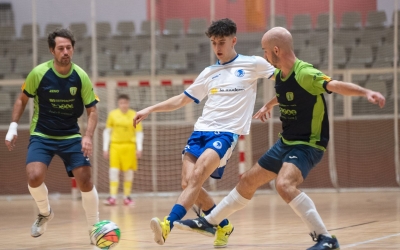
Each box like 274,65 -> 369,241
274,59 -> 332,150
22,60 -> 98,139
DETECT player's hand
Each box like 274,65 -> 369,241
81,135 -> 93,157
5,122 -> 18,151
5,135 -> 17,151
133,108 -> 151,128
253,104 -> 272,122
103,151 -> 109,160
366,90 -> 386,108
136,150 -> 142,159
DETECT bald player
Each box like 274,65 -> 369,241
174,27 -> 385,250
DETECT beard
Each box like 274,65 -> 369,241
56,56 -> 71,66
269,53 -> 279,68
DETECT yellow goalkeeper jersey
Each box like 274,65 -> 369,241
106,109 -> 143,143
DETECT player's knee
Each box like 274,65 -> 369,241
275,178 -> 292,198
181,178 -> 188,190
27,173 -> 44,187
181,172 -> 189,190
78,178 -> 93,192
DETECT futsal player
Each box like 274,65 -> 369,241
174,27 -> 386,250
4,28 -> 99,242
103,94 -> 143,206
133,18 -> 275,247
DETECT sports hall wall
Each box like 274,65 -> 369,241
0,0 -> 399,195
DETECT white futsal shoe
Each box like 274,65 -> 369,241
31,209 -> 54,237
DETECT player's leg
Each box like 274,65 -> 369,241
181,152 -> 233,247
173,138 -> 283,236
26,137 -> 54,237
174,163 -> 277,233
276,145 -> 339,250
122,143 -> 136,206
59,138 -> 99,232
72,166 -> 99,231
181,152 -> 217,216
150,149 -> 220,245
174,133 -> 239,247
105,143 -> 120,205
208,163 -> 277,225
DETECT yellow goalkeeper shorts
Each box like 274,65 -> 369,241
109,142 -> 138,171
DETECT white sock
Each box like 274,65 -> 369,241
205,187 -> 250,225
28,183 -> 50,216
289,192 -> 330,237
81,186 -> 99,231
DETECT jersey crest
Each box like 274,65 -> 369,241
70,87 -> 77,96
286,92 -> 294,101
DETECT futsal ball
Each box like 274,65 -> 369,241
90,220 -> 121,249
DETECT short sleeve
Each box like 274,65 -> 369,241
183,70 -> 208,104
255,56 -> 275,79
295,66 -> 332,95
22,68 -> 41,98
105,111 -> 114,129
79,71 -> 98,107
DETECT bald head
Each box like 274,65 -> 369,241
262,27 -> 294,52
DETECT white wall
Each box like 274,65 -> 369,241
0,0 -> 147,37
377,0 -> 397,26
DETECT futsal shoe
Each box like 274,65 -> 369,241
89,230 -> 94,245
173,217 -> 216,237
150,216 -> 170,245
103,197 -> 116,206
31,209 -> 54,237
123,197 -> 135,206
307,234 -> 340,250
214,221 -> 234,248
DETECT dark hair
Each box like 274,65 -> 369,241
48,28 -> 75,49
205,18 -> 237,38
117,94 -> 130,101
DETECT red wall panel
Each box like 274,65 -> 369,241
147,0 -> 376,33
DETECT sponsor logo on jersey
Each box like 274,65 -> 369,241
235,69 -> 245,77
213,141 -> 223,149
280,107 -> 297,116
210,87 -> 244,94
210,88 -> 219,94
70,87 -> 77,96
49,89 -> 59,93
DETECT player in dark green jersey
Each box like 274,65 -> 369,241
4,28 -> 99,242
174,27 -> 385,250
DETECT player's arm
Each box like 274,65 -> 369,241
326,80 -> 385,108
78,70 -> 99,157
5,92 -> 30,151
5,69 -> 39,151
82,105 -> 98,157
253,96 -> 279,122
133,93 -> 192,127
135,118 -> 144,158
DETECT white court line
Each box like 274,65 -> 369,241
341,233 -> 400,249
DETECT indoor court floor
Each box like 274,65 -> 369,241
1,191 -> 400,250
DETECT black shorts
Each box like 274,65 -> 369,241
258,138 -> 324,179
26,136 -> 91,177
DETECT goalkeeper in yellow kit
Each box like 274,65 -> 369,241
103,94 -> 143,206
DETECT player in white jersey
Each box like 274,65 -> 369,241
133,18 -> 275,247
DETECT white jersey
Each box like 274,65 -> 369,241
184,54 -> 275,135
